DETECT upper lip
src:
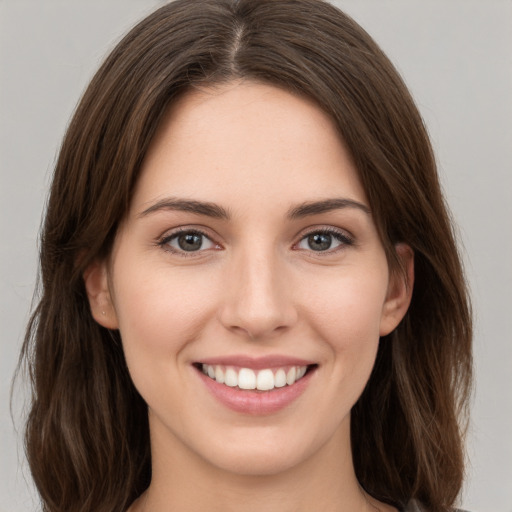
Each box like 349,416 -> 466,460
196,354 -> 315,370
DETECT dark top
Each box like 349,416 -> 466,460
403,501 -> 468,512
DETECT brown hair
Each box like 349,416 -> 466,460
20,1 -> 472,511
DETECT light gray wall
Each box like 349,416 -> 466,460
1,1 -> 510,511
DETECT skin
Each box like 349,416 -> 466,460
85,81 -> 413,512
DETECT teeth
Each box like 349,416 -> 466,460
200,364 -> 309,391
224,367 -> 238,387
215,365 -> 225,384
256,369 -> 274,391
274,369 -> 287,388
286,366 -> 296,385
238,368 -> 256,389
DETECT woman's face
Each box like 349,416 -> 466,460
87,81 -> 412,476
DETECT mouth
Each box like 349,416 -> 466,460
194,363 -> 316,391
192,357 -> 317,415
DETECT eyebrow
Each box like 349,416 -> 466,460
287,198 -> 371,219
139,198 -> 230,219
138,196 -> 370,220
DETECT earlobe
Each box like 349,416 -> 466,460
379,244 -> 414,336
83,260 -> 119,329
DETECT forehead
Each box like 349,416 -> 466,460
132,81 -> 367,214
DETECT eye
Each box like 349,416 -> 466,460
161,230 -> 217,253
296,229 -> 353,252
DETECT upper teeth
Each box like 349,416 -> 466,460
201,364 -> 308,391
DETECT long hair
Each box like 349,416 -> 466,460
20,1 -> 472,511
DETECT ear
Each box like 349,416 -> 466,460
379,243 -> 414,336
83,260 -> 119,329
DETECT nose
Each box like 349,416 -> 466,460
218,248 -> 298,340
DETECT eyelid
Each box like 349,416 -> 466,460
293,226 -> 355,253
155,224 -> 354,257
157,226 -> 222,256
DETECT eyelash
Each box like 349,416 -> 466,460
157,226 -> 354,257
157,227 -> 218,257
294,227 -> 354,254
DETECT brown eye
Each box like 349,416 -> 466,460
296,229 -> 353,253
177,233 -> 204,251
163,230 -> 216,253
306,233 -> 333,251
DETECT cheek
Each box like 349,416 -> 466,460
293,266 -> 389,435
110,259 -> 219,369
302,266 -> 388,351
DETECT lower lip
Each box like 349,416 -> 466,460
196,367 -> 314,415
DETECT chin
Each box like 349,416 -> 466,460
203,442 -> 312,477
189,420 -> 341,478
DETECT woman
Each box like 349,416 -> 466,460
20,1 -> 472,511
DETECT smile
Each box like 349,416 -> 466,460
201,364 -> 308,391
194,357 -> 317,414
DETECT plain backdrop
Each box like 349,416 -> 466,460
1,1 -> 511,511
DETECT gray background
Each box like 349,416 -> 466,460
1,1 -> 511,511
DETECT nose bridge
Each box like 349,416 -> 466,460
220,242 -> 296,339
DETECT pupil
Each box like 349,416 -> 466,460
178,233 -> 202,251
308,233 -> 331,251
